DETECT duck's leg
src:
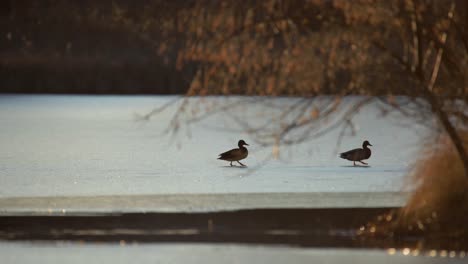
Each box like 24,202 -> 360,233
359,161 -> 368,165
237,161 -> 246,167
353,161 -> 356,166
230,161 -> 233,166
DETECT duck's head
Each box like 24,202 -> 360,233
363,140 -> 372,148
238,140 -> 249,147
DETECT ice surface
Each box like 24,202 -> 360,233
0,95 -> 430,209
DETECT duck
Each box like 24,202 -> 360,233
340,140 -> 372,166
218,140 -> 249,167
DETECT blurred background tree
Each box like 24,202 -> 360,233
120,0 -> 467,176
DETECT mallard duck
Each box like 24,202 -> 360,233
218,140 -> 249,167
340,140 -> 372,166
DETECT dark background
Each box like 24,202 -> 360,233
0,0 -> 194,94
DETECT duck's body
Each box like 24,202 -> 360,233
340,140 -> 372,166
218,140 -> 249,166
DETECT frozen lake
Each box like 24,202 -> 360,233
0,95 -> 429,212
2,242 -> 464,264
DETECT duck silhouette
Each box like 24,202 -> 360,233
218,140 -> 249,167
340,140 -> 372,166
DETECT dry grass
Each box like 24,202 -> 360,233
360,131 -> 468,248
398,131 -> 468,234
